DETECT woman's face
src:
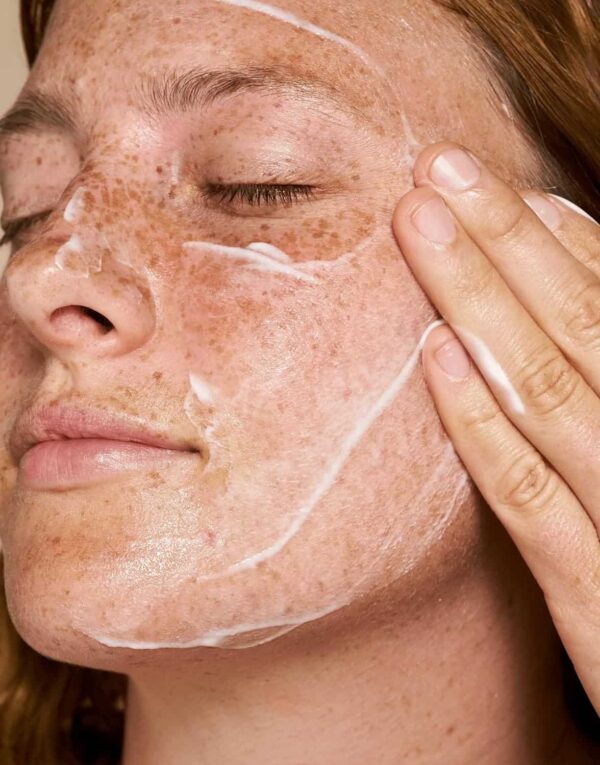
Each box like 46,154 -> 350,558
0,0 -> 540,663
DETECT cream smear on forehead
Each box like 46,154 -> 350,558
210,0 -> 421,168
212,0 -> 387,80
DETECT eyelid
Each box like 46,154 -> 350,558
0,182 -> 318,248
202,183 -> 317,208
0,210 -> 52,248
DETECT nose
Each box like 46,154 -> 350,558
5,200 -> 155,359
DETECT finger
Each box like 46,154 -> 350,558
423,324 -> 600,710
544,194 -> 600,279
411,143 -> 600,389
393,185 -> 600,521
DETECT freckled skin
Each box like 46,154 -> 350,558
0,0 -> 517,658
0,2 -> 589,764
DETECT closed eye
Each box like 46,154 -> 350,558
0,184 -> 317,250
0,210 -> 52,249
203,183 -> 316,208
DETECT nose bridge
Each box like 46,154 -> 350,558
5,171 -> 156,359
55,168 -> 141,273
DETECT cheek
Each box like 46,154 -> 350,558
0,299 -> 42,500
1,216 -> 472,661
64,227 -> 467,644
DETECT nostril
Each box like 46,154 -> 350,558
81,307 -> 114,332
50,305 -> 115,337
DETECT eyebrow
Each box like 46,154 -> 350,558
0,65 -> 374,139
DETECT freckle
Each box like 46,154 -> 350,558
156,165 -> 163,174
351,174 -> 361,181
36,156 -> 42,165
446,726 -> 455,736
172,16 -> 181,24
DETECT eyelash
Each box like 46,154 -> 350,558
203,182 -> 316,207
0,210 -> 51,249
0,183 -> 316,248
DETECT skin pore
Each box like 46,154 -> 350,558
0,0 -> 595,762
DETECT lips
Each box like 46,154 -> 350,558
11,404 -> 202,490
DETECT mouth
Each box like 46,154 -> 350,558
11,404 -> 203,491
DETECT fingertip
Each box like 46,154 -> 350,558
422,325 -> 472,381
421,323 -> 456,363
412,141 -> 476,188
548,194 -> 598,226
392,186 -> 442,235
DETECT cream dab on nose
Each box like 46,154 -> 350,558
63,187 -> 87,224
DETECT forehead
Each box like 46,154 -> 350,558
28,0 -> 467,127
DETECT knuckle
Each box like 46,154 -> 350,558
548,563 -> 600,627
456,395 -> 503,432
484,196 -> 531,246
559,281 -> 600,350
453,262 -> 500,316
496,451 -> 559,512
516,348 -> 583,417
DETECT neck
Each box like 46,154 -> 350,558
121,513 -> 589,765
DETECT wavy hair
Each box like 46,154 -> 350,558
2,0 -> 599,762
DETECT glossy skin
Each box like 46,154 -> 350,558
0,0 -> 597,763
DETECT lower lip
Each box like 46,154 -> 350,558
20,439 -> 196,490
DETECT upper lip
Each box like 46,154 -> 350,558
11,404 -> 197,462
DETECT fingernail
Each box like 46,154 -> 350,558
434,338 -> 471,379
523,193 -> 562,232
548,194 -> 598,225
429,148 -> 481,191
412,197 -> 457,244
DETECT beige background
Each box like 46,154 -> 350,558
0,0 -> 28,266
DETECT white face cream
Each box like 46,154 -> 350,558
52,186 -> 136,276
76,300 -> 471,649
209,0 -> 421,162
211,0 -> 386,79
82,441 -> 469,649
183,241 -> 321,283
452,325 -> 525,415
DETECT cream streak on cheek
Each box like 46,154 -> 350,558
79,318 -> 473,650
182,241 -> 320,283
190,317 -> 448,582
83,442 -> 469,649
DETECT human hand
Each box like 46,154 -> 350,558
393,143 -> 600,711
